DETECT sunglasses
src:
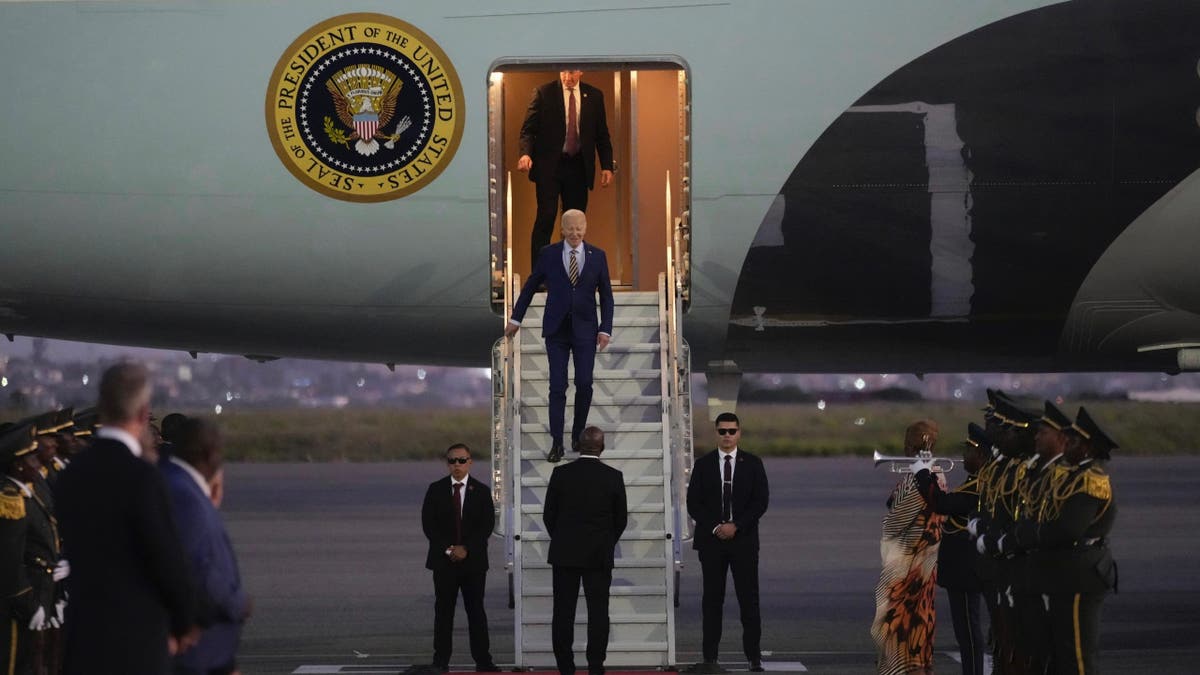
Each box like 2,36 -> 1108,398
447,457 -> 470,464
717,428 -> 739,436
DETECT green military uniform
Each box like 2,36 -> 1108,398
1,424 -> 38,675
1014,408 -> 1117,675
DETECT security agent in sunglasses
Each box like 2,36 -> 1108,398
416,444 -> 500,673
685,412 -> 770,673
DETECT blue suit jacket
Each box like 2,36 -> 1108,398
161,459 -> 247,671
511,242 -> 615,339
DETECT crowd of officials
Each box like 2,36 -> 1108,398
871,391 -> 1118,675
1,362 -> 248,675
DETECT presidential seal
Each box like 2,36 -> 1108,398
266,13 -> 464,202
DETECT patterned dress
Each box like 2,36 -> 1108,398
871,474 -> 944,674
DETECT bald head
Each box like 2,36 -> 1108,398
578,426 -> 605,455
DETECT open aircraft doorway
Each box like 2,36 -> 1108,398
487,58 -> 690,311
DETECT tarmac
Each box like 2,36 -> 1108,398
220,456 -> 1200,674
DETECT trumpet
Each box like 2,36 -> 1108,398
873,449 -> 956,473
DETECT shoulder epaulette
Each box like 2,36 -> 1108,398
0,486 -> 26,520
1082,469 -> 1111,501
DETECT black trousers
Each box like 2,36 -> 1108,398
698,543 -> 761,662
551,565 -> 612,674
1016,592 -> 1052,674
531,154 -> 589,261
1048,592 -> 1104,675
2,607 -> 32,675
946,589 -> 986,675
432,567 -> 493,668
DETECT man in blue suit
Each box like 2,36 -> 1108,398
505,209 -> 614,463
161,418 -> 250,675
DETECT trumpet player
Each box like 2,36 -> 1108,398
912,424 -> 990,675
870,419 -> 942,675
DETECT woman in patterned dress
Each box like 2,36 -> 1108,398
871,419 -> 944,675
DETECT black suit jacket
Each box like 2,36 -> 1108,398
687,449 -> 770,552
543,458 -> 627,569
54,437 -> 196,675
421,475 -> 495,574
519,80 -> 614,189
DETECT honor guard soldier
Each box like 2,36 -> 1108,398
970,394 -> 1037,675
978,401 -> 1072,674
913,423 -> 990,675
2,424 -> 39,675
1012,407 -> 1117,675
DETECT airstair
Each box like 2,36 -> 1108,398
490,223 -> 693,668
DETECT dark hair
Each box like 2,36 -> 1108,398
175,418 -> 221,468
160,413 -> 188,443
445,443 -> 471,458
714,412 -> 740,428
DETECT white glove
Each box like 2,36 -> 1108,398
53,559 -> 70,582
55,599 -> 67,625
996,534 -> 1007,555
1005,585 -> 1015,607
975,536 -> 988,555
967,518 -> 982,538
29,606 -> 46,631
910,459 -> 933,474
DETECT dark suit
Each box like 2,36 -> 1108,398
686,449 -> 769,663
511,242 -> 615,448
421,474 -> 496,669
543,456 -> 627,674
519,80 -> 614,260
54,436 -> 196,675
161,459 -> 247,675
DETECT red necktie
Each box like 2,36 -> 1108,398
565,87 -> 580,155
722,455 -> 733,522
453,482 -> 463,544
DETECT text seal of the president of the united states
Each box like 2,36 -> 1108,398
266,13 -> 464,202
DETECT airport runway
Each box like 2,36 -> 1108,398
221,457 -> 1200,674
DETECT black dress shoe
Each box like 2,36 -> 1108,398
749,660 -> 765,672
547,444 -> 564,463
475,664 -> 501,672
685,662 -> 725,674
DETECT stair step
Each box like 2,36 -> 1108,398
520,342 -> 661,354
518,475 -> 665,488
521,613 -> 668,624
520,585 -> 668,597
520,422 -> 660,434
519,369 -> 661,381
520,395 -> 661,407
518,448 -> 664,461
521,503 -> 664,515
518,558 -> 669,571
518,531 -> 668,542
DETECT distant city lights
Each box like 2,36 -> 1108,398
81,374 -> 89,385
854,378 -> 866,390
214,405 -> 223,415
417,368 -> 427,381
1,376 -> 7,387
817,399 -> 826,411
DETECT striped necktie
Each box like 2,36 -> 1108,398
569,248 -> 579,286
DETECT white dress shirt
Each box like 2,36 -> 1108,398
96,425 -> 143,458
170,456 -> 212,499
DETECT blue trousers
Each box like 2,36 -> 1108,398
545,315 -> 596,447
